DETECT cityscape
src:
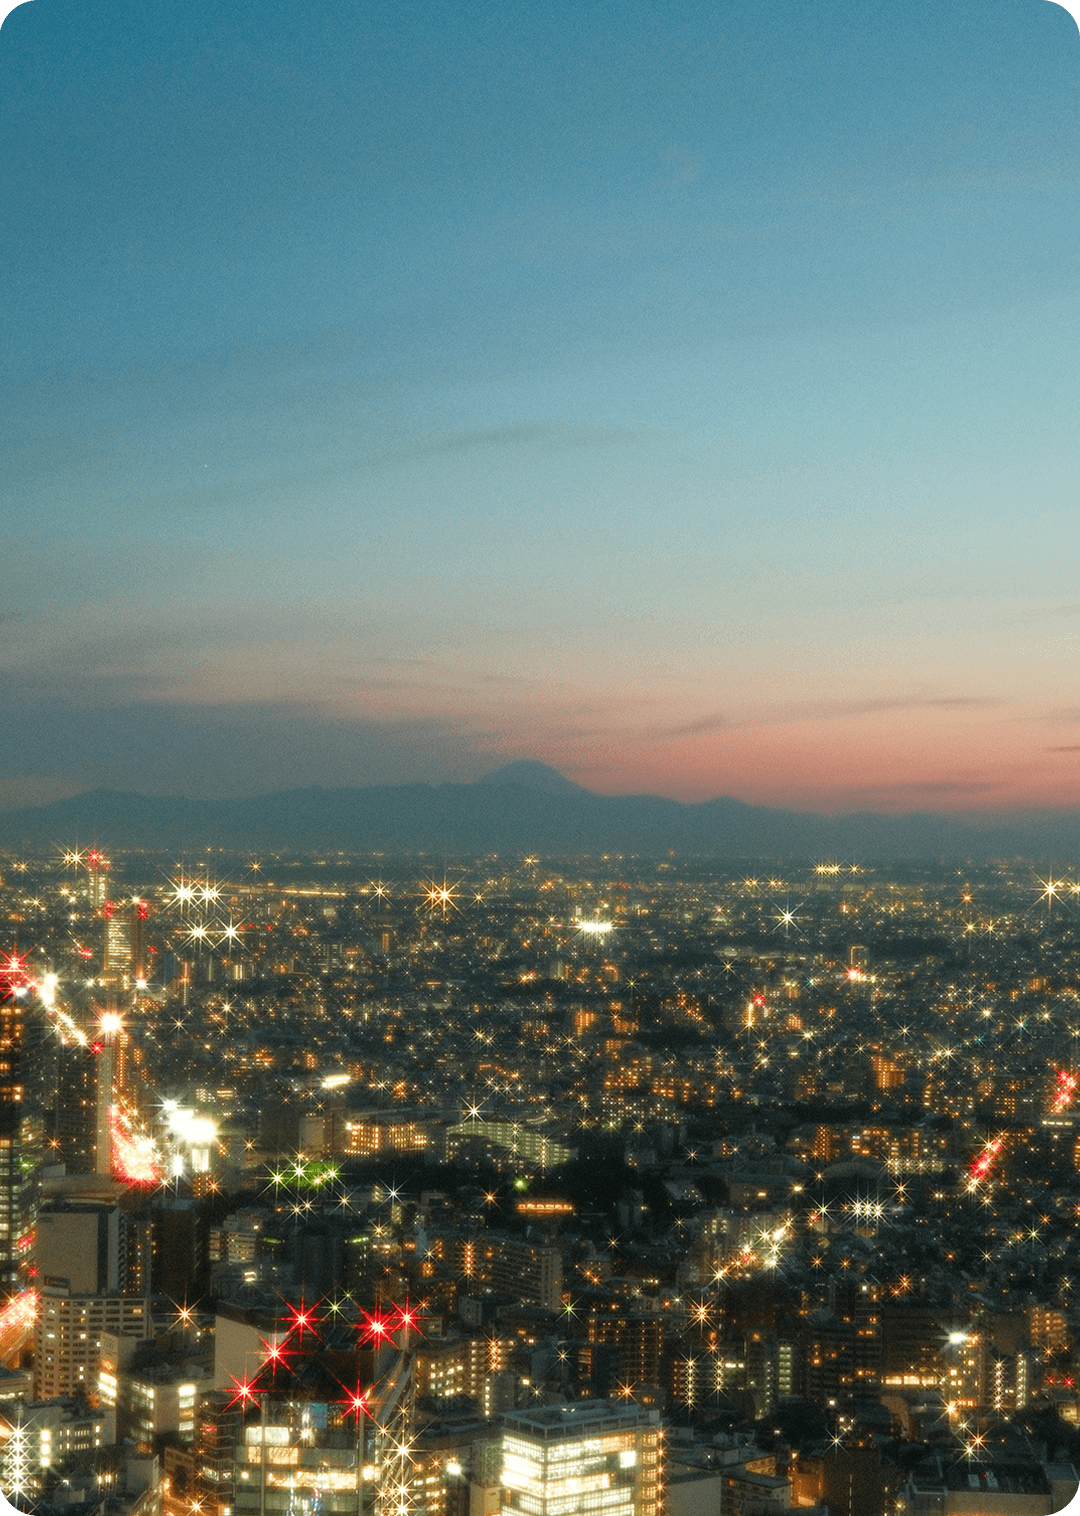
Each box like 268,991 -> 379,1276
2,824 -> 1080,1513
5,3 -> 1080,1516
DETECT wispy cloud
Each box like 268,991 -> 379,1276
657,692 -> 1002,740
120,419 -> 642,515
854,778 -> 1001,796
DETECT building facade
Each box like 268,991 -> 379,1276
500,1402 -> 663,1516
33,1288 -> 150,1400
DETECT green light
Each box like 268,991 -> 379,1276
266,1158 -> 340,1191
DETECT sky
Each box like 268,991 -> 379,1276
2,0 -> 1080,813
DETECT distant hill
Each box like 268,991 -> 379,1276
0,763 -> 1077,859
474,760 -> 589,796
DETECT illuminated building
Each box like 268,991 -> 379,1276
1028,1304 -> 1070,1357
665,1328 -> 743,1413
0,1397 -> 109,1504
219,1317 -> 402,1516
94,1044 -> 113,1178
231,1399 -> 370,1516
869,1054 -> 902,1091
666,1347 -> 703,1412
194,1390 -> 243,1516
431,1231 -> 564,1312
516,1198 -> 575,1239
499,1401 -> 662,1516
792,1122 -> 952,1176
491,1236 -> 563,1312
880,1303 -> 950,1389
445,1120 -> 574,1169
0,983 -> 44,1291
397,1418 -> 496,1516
800,1307 -> 880,1410
86,852 -> 110,910
104,898 -> 150,985
45,1038 -> 97,1173
120,1363 -> 213,1447
98,1329 -> 135,1434
345,1118 -> 430,1158
939,1327 -> 987,1414
208,1210 -> 265,1270
413,1333 -> 513,1404
158,1104 -> 218,1196
33,1287 -> 150,1400
745,1333 -> 798,1417
583,1309 -> 665,1391
987,1347 -> 1033,1414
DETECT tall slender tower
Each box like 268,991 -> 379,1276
85,851 -> 110,911
0,978 -> 44,1291
103,898 -> 149,987
94,1037 -> 114,1178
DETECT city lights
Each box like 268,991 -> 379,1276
4,842 -> 1080,1512
15,0 -> 1080,1502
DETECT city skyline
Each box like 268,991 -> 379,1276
4,1 -> 1080,814
5,842 -> 1080,1513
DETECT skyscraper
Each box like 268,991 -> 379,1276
0,984 -> 43,1293
44,1038 -> 97,1174
86,852 -> 110,911
103,898 -> 149,987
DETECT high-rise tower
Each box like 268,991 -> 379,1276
0,981 -> 44,1292
103,899 -> 149,987
85,851 -> 110,911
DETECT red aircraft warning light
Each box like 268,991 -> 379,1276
358,1309 -> 393,1344
225,1375 -> 258,1411
285,1300 -> 320,1339
1052,1070 -> 1078,1116
968,1136 -> 1005,1187
339,1387 -> 372,1422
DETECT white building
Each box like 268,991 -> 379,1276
122,1362 -> 213,1446
500,1401 -> 663,1516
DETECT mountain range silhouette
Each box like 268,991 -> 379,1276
1,762 -> 1078,860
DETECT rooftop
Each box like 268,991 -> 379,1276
502,1400 -> 660,1439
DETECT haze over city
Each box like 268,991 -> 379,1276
4,0 -> 1080,814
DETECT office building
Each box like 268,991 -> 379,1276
104,899 -> 150,985
121,1363 -> 214,1448
500,1402 -> 663,1516
33,1288 -> 150,1400
0,984 -> 43,1291
38,1202 -> 124,1294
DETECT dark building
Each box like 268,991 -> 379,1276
0,984 -> 44,1293
43,1039 -> 97,1174
152,1198 -> 207,1302
37,1200 -> 151,1296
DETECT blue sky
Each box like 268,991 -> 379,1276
3,0 -> 1080,810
